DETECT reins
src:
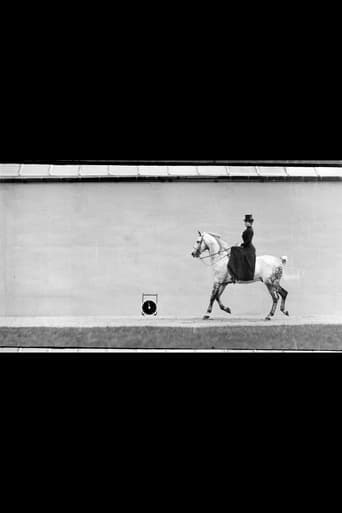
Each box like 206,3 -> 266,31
200,249 -> 229,260
200,235 -> 231,266
200,250 -> 230,265
194,233 -> 231,267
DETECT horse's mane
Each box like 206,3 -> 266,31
206,232 -> 230,250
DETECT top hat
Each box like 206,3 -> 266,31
244,214 -> 254,223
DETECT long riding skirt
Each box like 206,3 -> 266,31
228,245 -> 256,281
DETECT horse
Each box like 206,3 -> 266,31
191,231 -> 289,321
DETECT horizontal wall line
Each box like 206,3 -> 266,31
2,176 -> 342,183
1,160 -> 342,167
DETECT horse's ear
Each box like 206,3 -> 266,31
198,230 -> 202,236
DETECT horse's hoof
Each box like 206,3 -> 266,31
203,315 -> 210,320
225,308 -> 231,314
265,316 -> 271,321
285,311 -> 289,317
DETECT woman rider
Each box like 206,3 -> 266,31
228,214 -> 256,282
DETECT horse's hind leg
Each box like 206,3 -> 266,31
216,283 -> 231,315
277,286 -> 289,316
265,283 -> 279,321
203,282 -> 220,320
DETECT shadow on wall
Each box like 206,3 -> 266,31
0,181 -> 341,317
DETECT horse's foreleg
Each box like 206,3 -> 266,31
216,283 -> 231,315
203,282 -> 220,320
265,283 -> 279,320
277,286 -> 289,316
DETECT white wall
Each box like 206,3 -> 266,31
1,181 -> 342,317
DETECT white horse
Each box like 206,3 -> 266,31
191,231 -> 289,320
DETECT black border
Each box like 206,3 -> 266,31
1,160 -> 342,166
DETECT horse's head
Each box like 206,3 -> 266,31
191,231 -> 208,258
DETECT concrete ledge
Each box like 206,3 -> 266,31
227,166 -> 259,177
1,325 -> 342,350
168,166 -> 199,176
79,165 -> 109,176
197,166 -> 228,177
286,167 -> 318,177
20,165 -> 51,177
1,317 -> 342,350
0,164 -> 20,176
50,165 -> 80,176
138,166 -> 169,176
109,165 -> 139,176
2,165 -> 342,181
257,166 -> 287,177
315,167 -> 342,177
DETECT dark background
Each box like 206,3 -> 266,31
1,160 -> 341,166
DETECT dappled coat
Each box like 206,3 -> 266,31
228,226 -> 256,281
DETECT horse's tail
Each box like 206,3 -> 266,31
281,256 -> 288,265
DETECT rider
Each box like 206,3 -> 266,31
228,214 -> 256,282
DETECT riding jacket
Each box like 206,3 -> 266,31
228,226 -> 256,281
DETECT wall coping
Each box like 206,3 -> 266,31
1,164 -> 342,181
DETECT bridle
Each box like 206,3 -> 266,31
193,234 -> 207,258
193,233 -> 231,265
